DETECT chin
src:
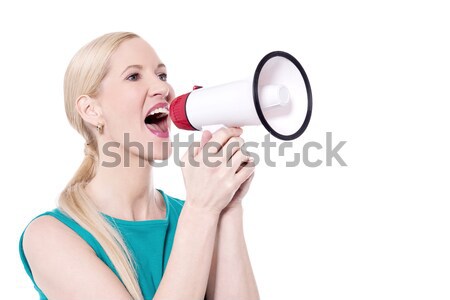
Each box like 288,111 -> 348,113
147,147 -> 173,161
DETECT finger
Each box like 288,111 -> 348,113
231,171 -> 255,202
219,136 -> 244,162
203,127 -> 243,155
238,172 -> 255,193
245,172 -> 255,183
234,160 -> 255,187
198,130 -> 213,156
182,130 -> 211,162
229,149 -> 254,174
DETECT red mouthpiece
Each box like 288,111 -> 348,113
169,86 -> 203,131
169,93 -> 197,130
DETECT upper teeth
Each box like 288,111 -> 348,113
149,107 -> 169,116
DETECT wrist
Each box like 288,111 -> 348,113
221,203 -> 243,216
218,205 -> 244,237
220,205 -> 244,225
181,202 -> 221,225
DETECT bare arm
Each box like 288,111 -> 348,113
155,127 -> 254,299
153,204 -> 220,300
23,216 -> 135,300
23,207 -> 221,300
206,205 -> 260,300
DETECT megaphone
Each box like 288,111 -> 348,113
169,51 -> 312,140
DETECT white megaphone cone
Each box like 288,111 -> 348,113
169,51 -> 312,140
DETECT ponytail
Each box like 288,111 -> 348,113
59,32 -> 144,300
59,140 -> 144,300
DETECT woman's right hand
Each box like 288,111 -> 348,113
180,127 -> 255,216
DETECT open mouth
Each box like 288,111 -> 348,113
145,105 -> 169,138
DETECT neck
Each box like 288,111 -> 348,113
85,146 -> 165,221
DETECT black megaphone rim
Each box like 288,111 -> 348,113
252,51 -> 313,140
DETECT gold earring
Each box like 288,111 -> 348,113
96,122 -> 104,134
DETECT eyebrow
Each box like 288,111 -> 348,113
121,63 -> 166,76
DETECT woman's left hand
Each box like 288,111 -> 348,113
225,170 -> 255,210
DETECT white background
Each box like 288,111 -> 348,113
1,0 -> 449,299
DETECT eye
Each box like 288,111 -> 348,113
158,73 -> 168,82
126,73 -> 141,81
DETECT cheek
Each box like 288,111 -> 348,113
103,89 -> 146,131
115,89 -> 145,113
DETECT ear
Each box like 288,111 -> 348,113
76,95 -> 103,127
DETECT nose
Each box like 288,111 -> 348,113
149,78 -> 170,100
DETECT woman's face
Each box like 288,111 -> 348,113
96,37 -> 174,163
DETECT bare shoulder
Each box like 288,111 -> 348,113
23,215 -> 91,255
22,215 -> 132,300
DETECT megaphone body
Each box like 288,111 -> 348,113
170,51 -> 312,140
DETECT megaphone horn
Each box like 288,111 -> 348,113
169,51 -> 312,140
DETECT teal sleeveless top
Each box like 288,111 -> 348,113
19,189 -> 185,300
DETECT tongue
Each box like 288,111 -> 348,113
146,117 -> 168,132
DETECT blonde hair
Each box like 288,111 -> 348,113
60,32 -> 143,300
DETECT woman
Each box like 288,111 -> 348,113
19,32 -> 259,300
